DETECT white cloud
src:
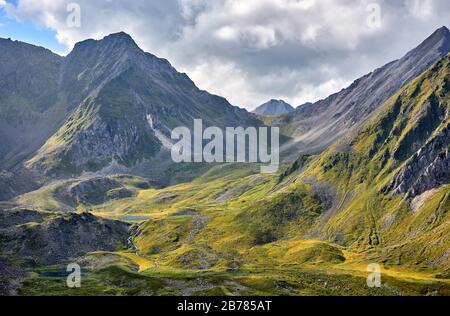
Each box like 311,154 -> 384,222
214,25 -> 238,41
3,0 -> 450,109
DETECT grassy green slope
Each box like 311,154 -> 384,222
11,56 -> 450,296
298,54 -> 450,274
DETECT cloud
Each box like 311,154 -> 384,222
3,0 -> 450,109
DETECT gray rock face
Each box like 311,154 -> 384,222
372,53 -> 450,199
0,38 -> 65,168
53,32 -> 258,175
0,211 -> 131,265
253,99 -> 294,116
0,32 -> 260,180
385,123 -> 450,198
0,257 -> 27,295
277,26 -> 450,156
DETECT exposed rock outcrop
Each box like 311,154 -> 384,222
385,124 -> 450,198
0,211 -> 131,265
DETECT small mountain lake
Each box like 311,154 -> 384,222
119,215 -> 151,222
39,267 -> 88,278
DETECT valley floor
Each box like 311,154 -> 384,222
17,249 -> 450,296
3,163 -> 449,296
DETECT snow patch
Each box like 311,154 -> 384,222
147,114 -> 173,150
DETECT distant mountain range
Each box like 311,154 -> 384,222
0,27 -> 449,296
1,28 -> 449,198
253,99 -> 294,116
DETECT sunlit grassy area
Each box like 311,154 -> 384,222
11,156 -> 450,296
10,57 -> 450,295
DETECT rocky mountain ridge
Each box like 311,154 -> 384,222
276,26 -> 450,156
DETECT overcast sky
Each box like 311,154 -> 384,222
1,0 -> 450,110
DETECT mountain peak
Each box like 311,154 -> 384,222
71,31 -> 141,55
429,25 -> 450,43
268,99 -> 290,105
411,26 -> 450,56
434,25 -> 450,35
253,99 -> 294,116
103,31 -> 136,44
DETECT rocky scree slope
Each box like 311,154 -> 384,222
275,26 -> 450,157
